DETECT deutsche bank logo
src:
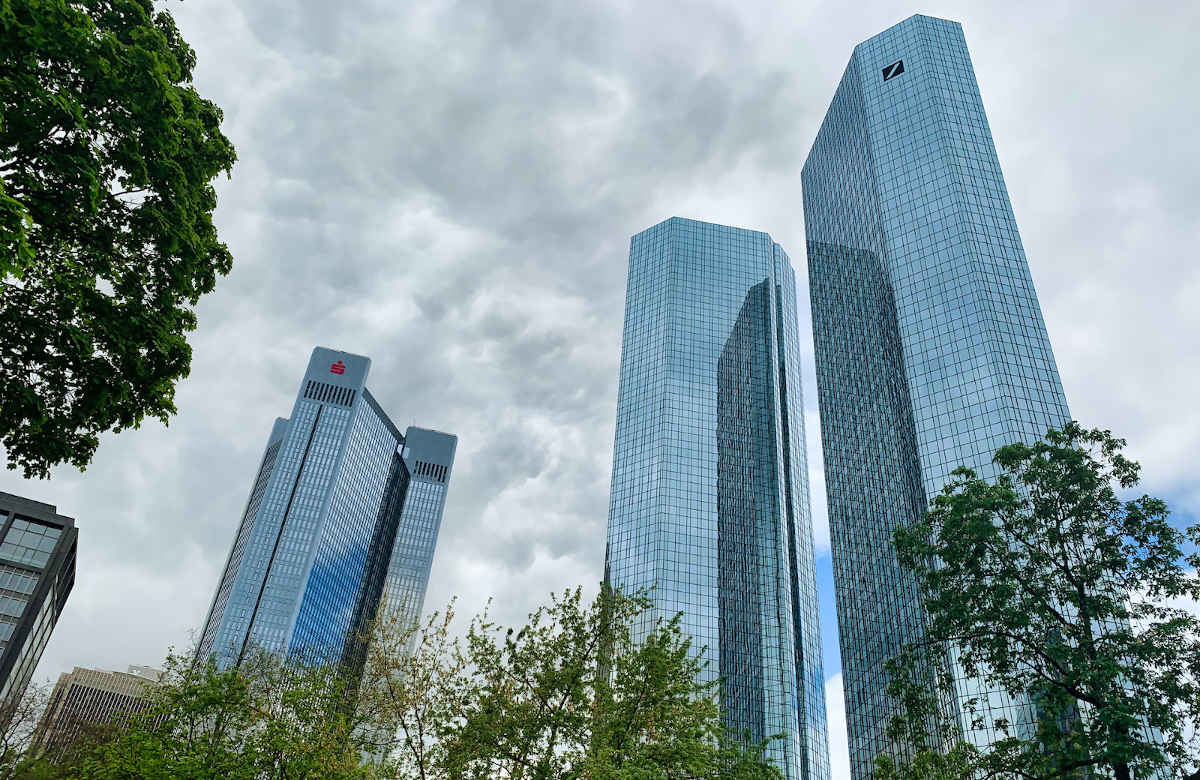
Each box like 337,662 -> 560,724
882,59 -> 905,82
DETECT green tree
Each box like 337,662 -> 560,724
889,422 -> 1200,778
440,586 -> 782,779
356,601 -> 473,779
73,653 -> 261,779
21,590 -> 788,778
871,647 -> 977,780
870,643 -> 1038,780
0,0 -> 236,477
241,653 -> 373,780
50,650 -> 371,779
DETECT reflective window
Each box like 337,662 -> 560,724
0,596 -> 25,617
0,519 -> 61,568
0,566 -> 38,595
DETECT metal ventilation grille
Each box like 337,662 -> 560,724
412,460 -> 448,483
304,380 -> 356,407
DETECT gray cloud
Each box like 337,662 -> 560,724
1,1 -> 1196,769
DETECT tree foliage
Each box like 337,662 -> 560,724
18,650 -> 372,779
437,586 -> 780,779
871,646 -> 983,780
0,0 -> 236,477
356,600 -> 474,779
17,587 -> 783,778
887,422 -> 1200,779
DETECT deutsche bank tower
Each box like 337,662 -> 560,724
605,218 -> 829,779
196,347 -> 456,672
803,16 -> 1070,775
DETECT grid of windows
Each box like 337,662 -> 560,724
0,519 -> 61,568
0,567 -> 41,596
379,476 -> 447,628
2,591 -> 56,700
605,218 -> 829,780
0,563 -> 36,654
0,597 -> 25,618
195,430 -> 284,664
201,381 -> 400,664
34,666 -> 160,757
289,400 -> 406,659
802,15 -> 1071,776
203,400 -> 346,662
246,402 -> 355,653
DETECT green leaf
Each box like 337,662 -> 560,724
885,422 -> 1200,778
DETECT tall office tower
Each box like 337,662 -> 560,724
0,493 -> 77,718
196,347 -> 456,672
34,665 -> 161,756
802,15 -> 1071,775
605,218 -> 829,780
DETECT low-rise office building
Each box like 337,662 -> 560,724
33,665 -> 161,755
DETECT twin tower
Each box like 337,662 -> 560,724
197,14 -> 1070,779
606,14 -> 1070,780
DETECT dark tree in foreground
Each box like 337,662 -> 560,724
886,422 -> 1200,778
871,645 -> 987,780
0,0 -> 236,478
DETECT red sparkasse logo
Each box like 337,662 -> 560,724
330,360 -> 346,375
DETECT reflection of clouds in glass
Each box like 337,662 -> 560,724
288,399 -> 404,660
195,350 -> 457,672
605,218 -> 827,779
717,278 -> 773,746
0,518 -> 61,568
196,352 -> 414,668
804,14 -> 1079,771
6,0 -> 1193,762
378,478 -> 449,633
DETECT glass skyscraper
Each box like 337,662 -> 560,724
605,218 -> 829,779
802,15 -> 1071,775
0,492 -> 76,721
196,347 -> 456,672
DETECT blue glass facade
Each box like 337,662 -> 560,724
196,348 -> 456,672
802,15 -> 1071,775
605,218 -> 829,780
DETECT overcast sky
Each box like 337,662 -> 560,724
2,0 -> 1198,774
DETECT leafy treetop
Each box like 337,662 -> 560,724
1,0 -> 236,477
